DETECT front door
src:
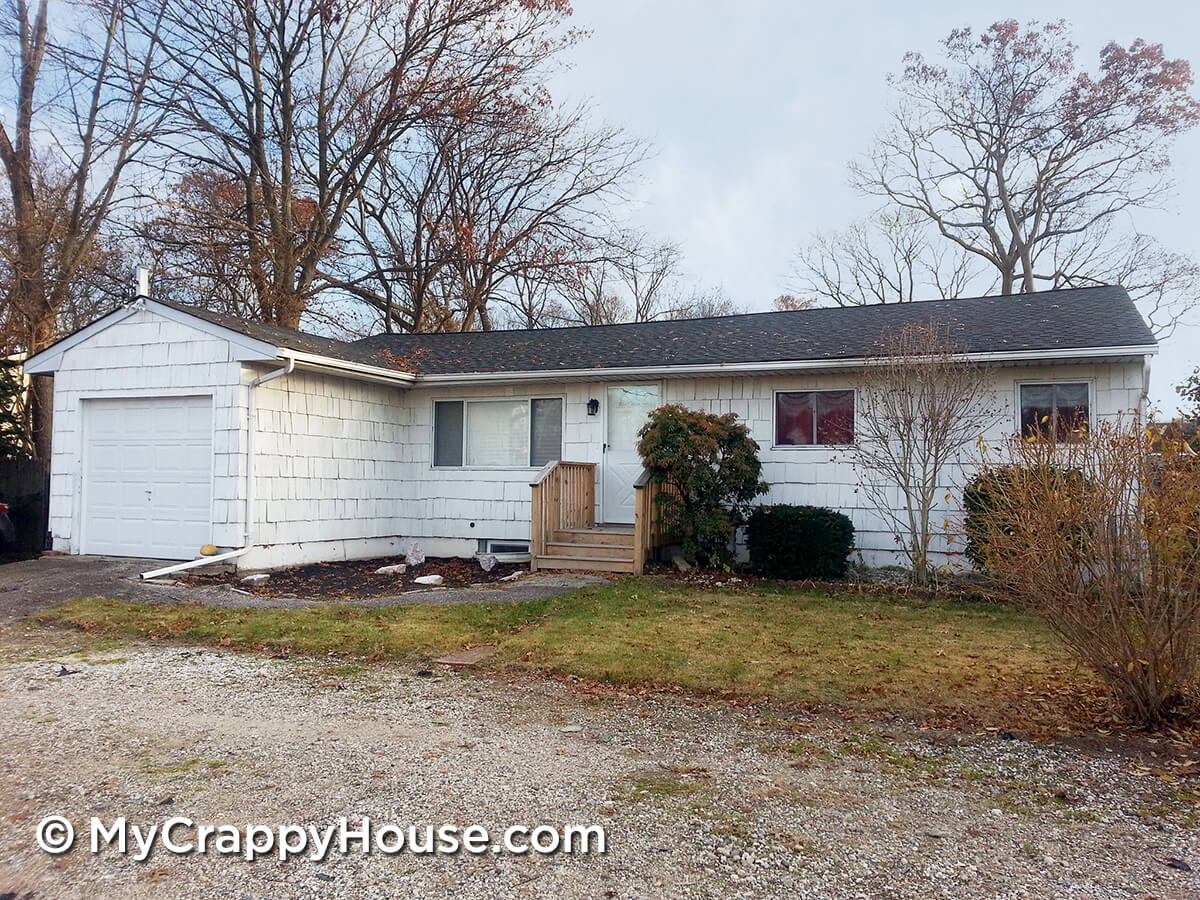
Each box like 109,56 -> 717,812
601,384 -> 660,524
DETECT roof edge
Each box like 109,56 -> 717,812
24,299 -> 283,374
410,343 -> 1159,385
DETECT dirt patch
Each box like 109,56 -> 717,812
185,555 -> 528,599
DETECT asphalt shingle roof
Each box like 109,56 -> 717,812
158,285 -> 1155,377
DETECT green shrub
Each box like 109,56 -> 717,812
637,404 -> 768,567
746,505 -> 855,580
963,469 -> 1013,569
964,466 -> 1093,569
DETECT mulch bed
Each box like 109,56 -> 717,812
185,556 -> 527,599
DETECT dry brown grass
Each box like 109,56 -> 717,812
30,577 -> 1111,734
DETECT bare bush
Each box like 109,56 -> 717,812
969,420 -> 1200,725
855,322 -> 998,585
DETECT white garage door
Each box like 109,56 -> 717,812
82,396 -> 214,559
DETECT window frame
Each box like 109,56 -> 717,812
1015,379 -> 1095,441
771,388 -> 858,449
431,394 -> 566,470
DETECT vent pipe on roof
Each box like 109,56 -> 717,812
134,264 -> 151,299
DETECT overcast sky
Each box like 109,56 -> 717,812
549,0 -> 1200,414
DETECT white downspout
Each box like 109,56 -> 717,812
1141,353 -> 1153,417
140,355 -> 296,580
244,354 -> 296,549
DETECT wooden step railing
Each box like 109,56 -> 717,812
529,461 -> 596,570
632,468 -> 679,575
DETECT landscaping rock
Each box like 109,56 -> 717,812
477,554 -> 498,572
413,574 -> 443,586
405,544 -> 426,566
671,555 -> 692,573
374,564 -> 407,576
240,573 -> 270,583
433,644 -> 497,667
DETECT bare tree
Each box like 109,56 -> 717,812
852,20 -> 1200,327
772,293 -> 816,311
1045,225 -> 1200,339
669,286 -> 742,319
500,272 -> 560,328
333,128 -> 457,333
555,260 -> 628,326
613,232 -> 681,322
140,168 -> 347,326
323,42 -> 639,334
135,0 -> 575,328
0,0 -> 162,457
854,322 -> 998,585
790,209 -> 979,306
440,108 -> 641,332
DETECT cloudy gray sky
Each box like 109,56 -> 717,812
550,0 -> 1200,414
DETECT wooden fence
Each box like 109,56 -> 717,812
0,457 -> 50,552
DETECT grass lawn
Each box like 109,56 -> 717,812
33,577 -> 1103,732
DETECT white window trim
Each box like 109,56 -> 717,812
770,387 -> 858,450
431,394 -> 566,470
1014,378 -> 1095,436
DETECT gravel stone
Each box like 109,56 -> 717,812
0,642 -> 1196,898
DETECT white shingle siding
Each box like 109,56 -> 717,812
45,309 -> 245,554
392,361 -> 1145,569
237,367 -> 410,568
40,305 -> 1149,571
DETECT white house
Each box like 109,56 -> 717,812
24,285 -> 1156,573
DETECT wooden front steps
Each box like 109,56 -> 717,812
532,525 -> 635,573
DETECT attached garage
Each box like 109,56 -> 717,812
80,396 -> 215,559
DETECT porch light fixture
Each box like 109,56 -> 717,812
587,398 -> 600,416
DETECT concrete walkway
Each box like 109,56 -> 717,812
0,555 -> 604,622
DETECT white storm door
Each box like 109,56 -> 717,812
601,384 -> 660,524
82,396 -> 214,559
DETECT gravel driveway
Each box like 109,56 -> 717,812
0,637 -> 1196,899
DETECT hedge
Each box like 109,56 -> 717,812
746,505 -> 854,580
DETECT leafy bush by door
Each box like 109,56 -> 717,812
637,404 -> 767,567
746,505 -> 855,580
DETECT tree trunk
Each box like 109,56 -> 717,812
27,374 -> 53,461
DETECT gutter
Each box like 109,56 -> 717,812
282,349 -> 416,386
413,343 -> 1161,386
139,355 -> 296,580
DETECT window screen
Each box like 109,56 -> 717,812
433,401 -> 463,467
530,398 -> 563,467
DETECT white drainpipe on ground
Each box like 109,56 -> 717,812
140,355 -> 296,580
